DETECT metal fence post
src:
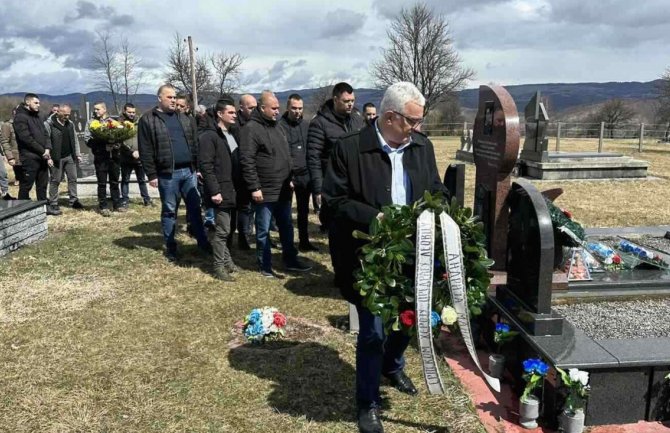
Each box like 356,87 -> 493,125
598,122 -> 604,152
556,122 -> 561,152
639,123 -> 645,152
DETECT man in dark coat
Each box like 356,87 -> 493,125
278,93 -> 317,252
199,98 -> 240,282
14,93 -> 53,203
322,82 -> 447,433
119,103 -> 152,208
307,82 -> 364,215
44,104 -> 82,213
239,90 -> 311,277
138,84 -> 210,262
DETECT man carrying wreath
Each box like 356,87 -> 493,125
322,82 -> 447,433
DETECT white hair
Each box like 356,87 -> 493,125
379,82 -> 425,114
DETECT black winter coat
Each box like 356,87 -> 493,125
322,125 -> 447,304
307,99 -> 364,194
45,117 -> 80,164
199,124 -> 238,209
239,109 -> 292,202
278,112 -> 310,189
14,105 -> 50,162
138,107 -> 198,181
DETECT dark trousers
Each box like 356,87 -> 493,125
120,162 -> 150,205
355,305 -> 411,409
18,157 -> 48,201
294,184 -> 311,245
213,208 -> 235,269
93,153 -> 121,209
230,190 -> 252,240
13,164 -> 23,185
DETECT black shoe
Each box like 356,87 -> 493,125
213,267 -> 235,282
260,269 -> 276,278
270,239 -> 281,250
298,242 -> 319,252
357,407 -> 384,433
238,235 -> 252,250
285,259 -> 312,273
384,371 -> 418,396
144,199 -> 156,207
164,249 -> 178,263
71,200 -> 84,209
2,192 -> 15,200
46,205 -> 62,216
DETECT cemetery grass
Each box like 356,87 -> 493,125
1,136 -> 668,432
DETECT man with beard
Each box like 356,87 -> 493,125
239,90 -> 311,277
307,82 -> 364,230
119,103 -> 152,208
14,93 -> 53,204
85,102 -> 124,216
362,103 -> 377,126
44,104 -> 82,213
138,84 -> 210,262
278,93 -> 317,252
322,82 -> 446,433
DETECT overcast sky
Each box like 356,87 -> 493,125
0,0 -> 668,95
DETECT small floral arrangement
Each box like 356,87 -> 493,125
395,309 -> 444,335
557,367 -> 590,414
89,118 -> 137,142
494,322 -> 518,353
618,240 -> 669,269
585,242 -> 626,270
521,358 -> 549,401
243,307 -> 287,343
544,198 -> 585,247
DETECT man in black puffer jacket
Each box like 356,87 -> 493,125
307,82 -> 364,228
199,98 -> 240,282
278,93 -> 317,252
14,93 -> 52,203
239,90 -> 311,277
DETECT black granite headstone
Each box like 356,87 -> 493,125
496,178 -> 563,335
443,164 -> 465,207
520,91 -> 550,163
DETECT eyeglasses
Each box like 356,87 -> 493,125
392,111 -> 424,128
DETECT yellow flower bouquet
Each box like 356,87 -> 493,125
89,118 -> 137,142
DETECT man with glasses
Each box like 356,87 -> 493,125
138,84 -> 210,263
239,90 -> 311,277
44,104 -> 82,214
322,82 -> 444,433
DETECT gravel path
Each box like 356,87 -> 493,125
554,299 -> 670,339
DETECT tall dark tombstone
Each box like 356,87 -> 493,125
443,163 -> 465,207
496,179 -> 563,335
472,85 -> 520,270
519,91 -> 550,163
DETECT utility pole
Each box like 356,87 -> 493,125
187,36 -> 198,107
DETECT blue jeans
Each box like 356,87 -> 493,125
121,162 -> 150,205
205,207 -> 215,225
254,200 -> 297,271
356,305 -> 411,409
157,167 -> 209,252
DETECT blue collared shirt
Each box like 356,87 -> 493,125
375,120 -> 412,205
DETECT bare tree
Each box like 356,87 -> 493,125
656,68 -> 670,140
91,31 -> 121,114
306,82 -> 334,119
90,31 -> 144,114
210,52 -> 244,98
585,99 -> 637,138
165,33 -> 245,103
371,3 -> 474,116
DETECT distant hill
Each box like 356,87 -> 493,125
2,80 -> 661,120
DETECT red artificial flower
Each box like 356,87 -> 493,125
562,209 -> 573,219
612,255 -> 622,265
273,312 -> 286,327
107,120 -> 114,129
442,272 -> 449,280
399,310 -> 416,327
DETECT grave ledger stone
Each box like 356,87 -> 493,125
0,200 -> 48,257
472,85 -> 520,271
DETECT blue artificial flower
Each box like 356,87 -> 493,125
244,321 -> 265,339
247,309 -> 262,325
434,259 -> 442,270
495,323 -> 510,333
431,311 -> 441,328
523,358 -> 549,376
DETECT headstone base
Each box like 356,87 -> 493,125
0,200 -> 48,257
495,285 -> 564,336
455,149 -> 474,163
519,155 -> 648,180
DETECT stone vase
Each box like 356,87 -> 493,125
559,409 -> 585,433
519,395 -> 540,429
488,354 -> 505,379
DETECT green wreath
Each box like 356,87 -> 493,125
352,191 -> 494,335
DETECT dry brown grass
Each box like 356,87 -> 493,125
0,137 -> 668,432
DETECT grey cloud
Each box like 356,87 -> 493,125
11,26 -> 97,69
319,9 -> 366,39
291,59 -> 307,67
372,0 -> 509,20
548,0 -> 670,27
282,69 -> 314,89
268,60 -> 290,83
109,14 -> 135,27
0,40 -> 28,68
0,69 -> 87,95
68,0 -> 134,27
